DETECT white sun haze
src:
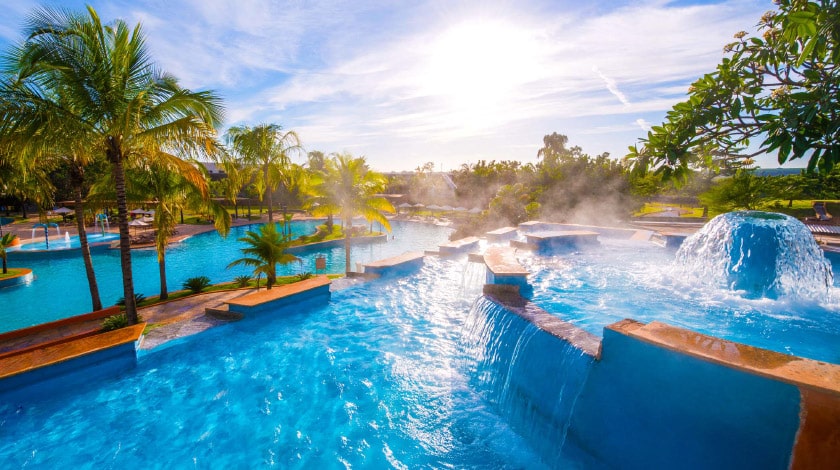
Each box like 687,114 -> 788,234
107,0 -> 771,170
416,19 -> 546,135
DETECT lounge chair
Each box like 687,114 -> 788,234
813,201 -> 832,221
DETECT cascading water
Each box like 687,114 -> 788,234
676,211 -> 833,301
460,260 -> 486,298
463,296 -> 595,466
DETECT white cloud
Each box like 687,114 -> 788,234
0,0 -> 776,170
593,66 -> 631,106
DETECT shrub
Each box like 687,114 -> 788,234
183,276 -> 211,293
234,275 -> 252,288
116,293 -> 146,306
102,313 -> 144,331
102,313 -> 128,331
296,272 -> 313,281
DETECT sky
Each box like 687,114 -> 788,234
0,0 -> 795,172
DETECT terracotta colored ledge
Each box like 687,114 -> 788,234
0,323 -> 145,380
608,319 -> 840,397
0,306 -> 120,343
0,268 -> 33,288
484,246 -> 528,278
226,275 -> 331,309
484,285 -> 600,357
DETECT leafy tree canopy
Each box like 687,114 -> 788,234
630,0 -> 840,179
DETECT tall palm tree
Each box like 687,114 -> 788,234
308,153 -> 394,273
115,161 -> 231,300
227,223 -> 298,289
225,124 -> 302,223
0,6 -> 224,324
215,148 -> 254,220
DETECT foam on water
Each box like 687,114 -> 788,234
523,236 -> 840,364
675,211 -> 833,301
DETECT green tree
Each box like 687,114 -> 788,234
214,149 -> 254,220
488,183 -> 540,225
225,124 -> 302,223
700,170 -> 773,213
0,233 -> 17,274
307,153 -> 394,273
116,162 -> 230,300
307,150 -> 327,173
227,222 -> 298,289
0,7 -> 224,324
631,0 -> 840,176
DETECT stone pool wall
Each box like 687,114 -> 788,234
479,226 -> 840,468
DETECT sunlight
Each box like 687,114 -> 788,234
420,20 -> 542,132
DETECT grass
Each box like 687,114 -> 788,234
0,267 -> 27,280
292,224 -> 383,246
635,202 -> 706,218
133,273 -> 345,309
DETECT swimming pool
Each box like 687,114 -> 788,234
0,258 -> 583,468
521,238 -> 840,364
0,220 -> 452,333
9,232 -> 119,251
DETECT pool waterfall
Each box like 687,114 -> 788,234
464,296 -> 596,466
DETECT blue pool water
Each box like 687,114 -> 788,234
0,258 -> 573,468
521,238 -> 840,364
0,220 -> 452,333
9,232 -> 119,251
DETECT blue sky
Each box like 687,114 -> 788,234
0,0 -> 790,172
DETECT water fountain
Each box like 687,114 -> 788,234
96,213 -> 109,235
31,222 -> 61,249
676,211 -> 833,300
471,214 -> 840,467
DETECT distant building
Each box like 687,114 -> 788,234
200,162 -> 227,181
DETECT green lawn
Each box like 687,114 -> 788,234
635,202 -> 706,218
0,267 -> 27,280
134,273 -> 345,309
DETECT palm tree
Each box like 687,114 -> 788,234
0,233 -> 17,274
308,153 -> 394,273
214,149 -> 254,220
225,124 -> 302,223
227,223 -> 298,289
117,161 -> 231,300
0,6 -> 224,324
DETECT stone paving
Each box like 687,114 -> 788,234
137,289 -> 255,350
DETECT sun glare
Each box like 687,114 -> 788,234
420,20 -> 541,132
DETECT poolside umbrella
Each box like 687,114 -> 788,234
397,202 -> 412,212
53,207 -> 73,223
128,218 -> 148,235
454,207 -> 468,212
469,207 -> 483,214
440,205 -> 454,212
412,203 -> 425,209
427,204 -> 442,211
129,208 -> 146,219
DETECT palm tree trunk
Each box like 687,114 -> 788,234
74,184 -> 102,311
344,215 -> 352,273
159,251 -> 168,300
265,166 -> 274,222
110,145 -> 138,324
